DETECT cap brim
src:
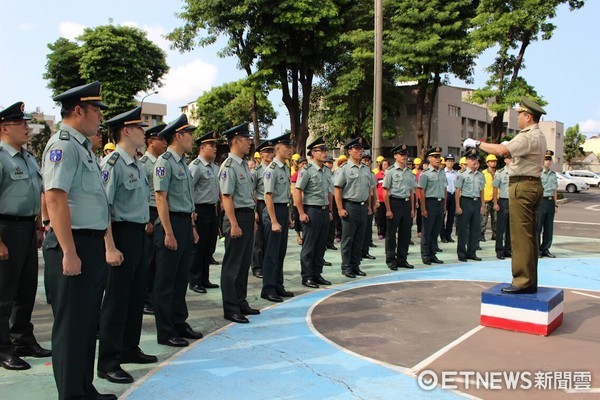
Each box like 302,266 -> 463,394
89,100 -> 109,110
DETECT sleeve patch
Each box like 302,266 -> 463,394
49,149 -> 63,163
156,167 -> 166,179
102,170 -> 110,182
220,170 -> 227,180
265,171 -> 272,180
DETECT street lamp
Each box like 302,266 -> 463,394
139,91 -> 158,106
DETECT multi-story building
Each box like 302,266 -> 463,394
180,101 -> 199,126
137,101 -> 167,128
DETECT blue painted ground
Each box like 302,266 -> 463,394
124,258 -> 600,400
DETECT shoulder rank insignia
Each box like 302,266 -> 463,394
303,163 -> 312,170
107,152 -> 120,166
162,152 -> 172,160
193,158 -> 201,165
59,131 -> 70,140
270,163 -> 276,169
224,158 -> 232,167
140,155 -> 148,163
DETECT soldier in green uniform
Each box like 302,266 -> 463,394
418,147 -> 447,265
493,156 -> 511,259
334,137 -> 377,278
464,97 -> 547,294
219,123 -> 260,323
251,140 -> 275,278
538,150 -> 558,258
294,136 -> 333,288
140,124 -> 166,315
0,102 -> 50,371
97,106 -> 158,384
188,131 -> 220,293
455,148 -> 485,262
42,82 -> 116,400
153,114 -> 202,347
382,144 -> 416,270
261,133 -> 294,302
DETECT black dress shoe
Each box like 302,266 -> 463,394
431,257 -> 444,264
440,238 -> 448,243
120,350 -> 158,364
354,269 -> 367,276
14,343 -> 52,358
315,276 -> 331,285
158,337 -> 189,347
422,259 -> 432,265
143,304 -> 154,315
480,236 -> 487,242
477,245 -> 482,250
501,285 -> 536,294
209,257 -> 221,265
177,326 -> 203,340
388,264 -> 398,271
458,257 -> 468,262
491,234 -> 496,240
302,279 -> 320,288
202,281 -> 219,289
398,261 -> 414,269
224,314 -> 249,323
362,254 -> 376,260
95,393 -> 117,400
435,247 -> 443,252
409,240 -> 415,245
541,251 -> 556,258
505,252 -> 512,258
252,270 -> 263,278
468,256 -> 482,261
323,260 -> 332,266
496,254 -> 505,260
189,284 -> 207,294
277,289 -> 295,297
327,244 -> 338,250
0,354 -> 30,370
342,271 -> 356,278
240,305 -> 260,315
261,293 -> 283,303
369,243 -> 377,248
98,368 -> 134,384
447,237 -> 455,243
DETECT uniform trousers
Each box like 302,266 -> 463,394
43,229 -> 106,400
261,204 -> 289,296
190,204 -> 218,286
385,198 -> 412,267
441,193 -> 456,240
421,198 -> 444,261
509,179 -> 542,289
251,200 -> 265,273
495,198 -> 511,256
300,206 -> 329,281
361,212 -> 374,255
340,201 -> 367,273
457,197 -> 481,259
153,214 -> 193,341
538,197 -> 555,253
0,220 -> 38,356
98,222 -> 148,372
221,209 -> 254,316
144,206 -> 159,307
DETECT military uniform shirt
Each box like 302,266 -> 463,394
42,124 -> 109,230
219,153 -> 255,209
417,166 -> 448,198
505,124 -> 547,177
0,141 -> 42,216
333,159 -> 375,202
455,168 -> 485,198
140,152 -> 158,207
382,163 -> 416,198
324,167 -> 334,194
263,158 -> 290,204
153,147 -> 194,213
492,168 -> 510,199
541,169 -> 558,197
189,155 -> 219,205
445,168 -> 458,194
252,163 -> 268,201
101,145 -> 149,224
295,162 -> 330,206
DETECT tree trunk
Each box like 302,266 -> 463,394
251,93 -> 260,148
426,67 -> 441,149
491,113 -> 504,143
280,66 -> 302,154
298,69 -> 313,156
415,75 -> 428,159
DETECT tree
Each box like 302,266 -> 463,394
44,24 -> 169,118
470,0 -> 584,143
193,79 -> 276,136
385,0 -> 478,157
29,120 -> 52,163
563,124 -> 586,163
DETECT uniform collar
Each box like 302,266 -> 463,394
115,144 -> 135,165
273,158 -> 285,168
228,152 -> 244,165
0,141 -> 24,157
310,160 -> 323,171
394,162 -> 407,171
198,155 -> 211,166
60,123 -> 89,147
348,158 -> 364,168
166,146 -> 182,163
519,123 -> 539,134
466,167 -> 477,174
144,151 -> 157,163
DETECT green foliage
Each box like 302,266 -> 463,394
44,24 -> 169,119
563,123 -> 586,162
29,120 -> 52,164
194,80 -> 276,136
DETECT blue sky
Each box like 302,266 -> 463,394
1,1 -> 598,137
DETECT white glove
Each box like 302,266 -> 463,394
462,138 -> 478,149
501,141 -> 509,146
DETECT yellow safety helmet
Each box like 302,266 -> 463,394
413,157 -> 422,165
338,154 -> 347,161
486,154 -> 498,162
103,142 -> 115,152
459,156 -> 467,165
292,153 -> 301,161
376,155 -> 385,163
254,152 -> 260,159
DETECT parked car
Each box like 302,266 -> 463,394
556,172 -> 589,193
562,170 -> 600,187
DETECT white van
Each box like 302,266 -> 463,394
563,170 -> 600,187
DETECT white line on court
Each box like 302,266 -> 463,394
555,220 -> 600,225
571,291 -> 600,300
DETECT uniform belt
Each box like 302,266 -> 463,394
149,206 -> 158,213
304,205 -> 328,210
546,197 -> 554,201
390,196 -> 410,201
235,207 -> 255,213
0,214 -> 37,222
169,212 -> 191,218
274,203 -> 289,207
461,196 -> 480,201
72,229 -> 106,238
195,203 -> 217,207
509,176 -> 540,183
256,199 -> 265,204
112,221 -> 146,231
343,200 -> 366,205
426,198 -> 443,201
499,197 -> 509,200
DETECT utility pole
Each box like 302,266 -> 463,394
372,0 -> 383,158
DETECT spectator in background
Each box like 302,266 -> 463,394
291,157 -> 307,245
375,159 -> 390,240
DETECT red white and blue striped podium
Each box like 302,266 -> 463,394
480,283 -> 564,336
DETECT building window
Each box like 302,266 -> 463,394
448,105 -> 461,117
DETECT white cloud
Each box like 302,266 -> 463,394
18,23 -> 36,31
121,21 -> 171,53
579,119 -> 600,135
158,59 -> 219,104
59,21 -> 86,40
